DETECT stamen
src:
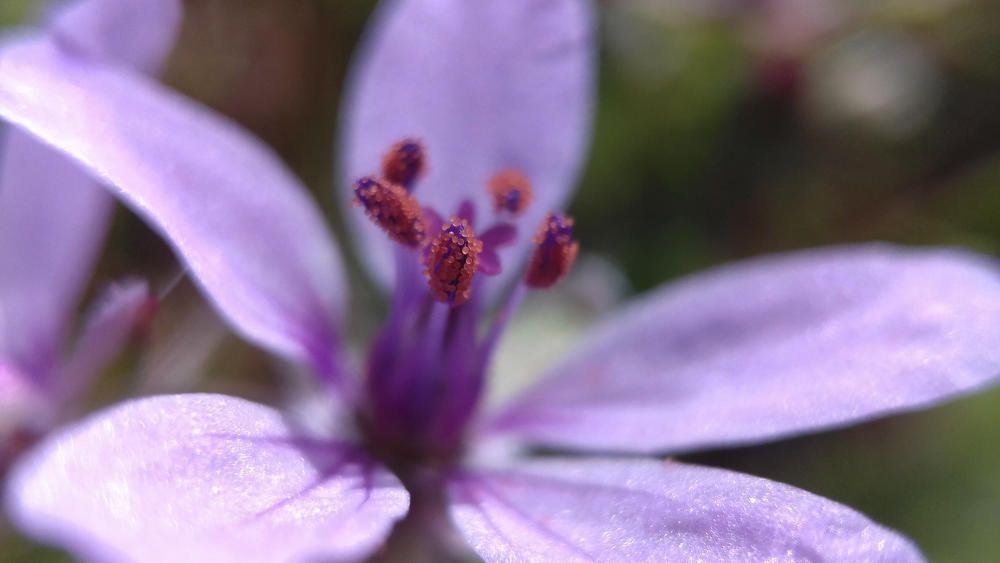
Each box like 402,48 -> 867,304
354,176 -> 425,247
425,219 -> 483,306
487,169 -> 533,215
525,213 -> 579,288
381,138 -> 426,189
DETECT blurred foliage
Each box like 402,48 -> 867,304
0,0 -> 31,25
2,0 -> 999,560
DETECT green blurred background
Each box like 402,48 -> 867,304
2,0 -> 999,560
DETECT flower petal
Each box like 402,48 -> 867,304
489,244 -> 1000,453
0,35 -> 347,380
0,0 -> 180,378
449,457 -> 923,562
7,394 -> 408,562
0,131 -> 111,378
47,0 -> 182,73
0,362 -> 44,436
340,0 -> 595,287
55,280 -> 150,406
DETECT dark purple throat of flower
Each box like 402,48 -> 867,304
352,138 -> 579,468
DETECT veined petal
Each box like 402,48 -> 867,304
489,244 -> 1000,453
449,457 -> 923,562
0,35 -> 347,380
7,394 -> 408,563
340,0 -> 595,287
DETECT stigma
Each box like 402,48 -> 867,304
381,138 -> 426,189
426,219 -> 482,306
525,213 -> 579,288
354,176 -> 426,248
487,168 -> 533,215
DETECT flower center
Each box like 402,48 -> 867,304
353,139 -> 579,467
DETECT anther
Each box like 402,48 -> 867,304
381,138 -> 426,189
487,169 -> 533,215
426,219 -> 483,306
525,213 -> 579,289
354,176 -> 425,247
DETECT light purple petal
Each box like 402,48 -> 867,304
0,131 -> 111,378
54,280 -> 150,406
450,457 -> 923,562
340,0 -> 595,287
489,244 -> 1000,453
7,394 -> 408,562
0,362 -> 44,437
47,0 -> 181,73
0,35 -> 347,379
0,0 -> 179,377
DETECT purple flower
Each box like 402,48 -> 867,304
0,0 -> 180,472
0,0 -> 998,561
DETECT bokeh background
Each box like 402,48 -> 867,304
2,0 -> 999,560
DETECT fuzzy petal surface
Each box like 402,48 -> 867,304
0,35 -> 347,379
341,0 -> 595,287
450,457 -> 923,562
490,245 -> 1000,453
7,394 -> 408,563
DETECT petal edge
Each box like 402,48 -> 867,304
7,394 -> 407,563
489,244 -> 1000,453
449,457 -> 924,562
